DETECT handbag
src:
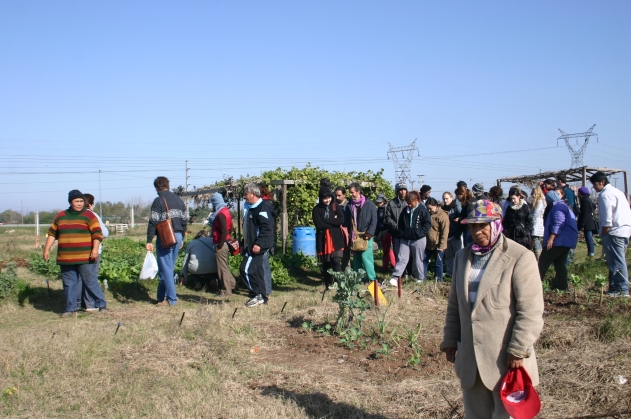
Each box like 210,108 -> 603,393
350,216 -> 368,252
155,197 -> 177,250
226,239 -> 240,256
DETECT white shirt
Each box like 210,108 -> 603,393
598,184 -> 631,238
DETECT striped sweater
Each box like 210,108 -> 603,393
48,208 -> 103,265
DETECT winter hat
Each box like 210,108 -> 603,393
472,183 -> 485,196
545,190 -> 561,203
420,185 -> 431,195
578,186 -> 590,195
395,182 -> 408,192
68,189 -> 85,203
508,187 -> 522,197
461,199 -> 502,224
375,193 -> 387,203
500,367 -> 541,419
319,187 -> 333,200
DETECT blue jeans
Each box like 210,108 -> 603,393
601,234 -> 629,294
81,256 -> 101,309
61,264 -> 107,312
156,232 -> 183,305
584,230 -> 595,256
423,249 -> 444,281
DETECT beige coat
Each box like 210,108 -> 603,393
427,209 -> 449,250
440,236 -> 544,391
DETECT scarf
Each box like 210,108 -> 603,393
471,219 -> 504,254
349,194 -> 366,241
509,201 -> 525,211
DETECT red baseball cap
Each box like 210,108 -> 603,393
500,367 -> 541,419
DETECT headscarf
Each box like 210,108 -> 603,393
471,219 -> 504,254
545,190 -> 561,203
208,192 -> 227,225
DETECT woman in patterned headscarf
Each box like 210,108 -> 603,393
441,199 -> 544,418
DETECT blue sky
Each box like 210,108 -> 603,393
1,0 -> 629,212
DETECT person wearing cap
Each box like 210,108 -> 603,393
383,182 -> 408,272
441,199 -> 544,418
472,182 -> 488,200
43,190 -> 108,317
590,171 -> 631,297
576,186 -> 597,258
343,182 -> 378,281
312,187 -> 345,288
420,185 -> 431,205
537,190 -> 578,291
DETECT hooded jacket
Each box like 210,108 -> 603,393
384,197 -> 407,236
544,201 -> 579,249
427,208 -> 450,250
244,198 -> 275,255
577,195 -> 597,232
397,204 -> 432,241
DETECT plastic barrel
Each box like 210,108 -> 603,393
292,227 -> 316,256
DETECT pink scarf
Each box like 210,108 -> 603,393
471,219 -> 504,254
350,194 -> 366,241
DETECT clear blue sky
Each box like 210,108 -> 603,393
1,0 -> 630,213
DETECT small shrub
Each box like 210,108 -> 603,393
28,256 -> 61,279
0,262 -> 18,300
594,315 -> 631,342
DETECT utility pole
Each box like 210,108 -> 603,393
99,169 -> 103,218
387,139 -> 419,187
418,175 -> 424,187
557,124 -> 598,168
185,161 -> 190,219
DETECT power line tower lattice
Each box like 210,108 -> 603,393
557,124 -> 598,168
387,139 -> 419,187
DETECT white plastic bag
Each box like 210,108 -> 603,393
139,251 -> 159,280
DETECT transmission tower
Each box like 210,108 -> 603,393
557,124 -> 598,168
387,139 -> 419,186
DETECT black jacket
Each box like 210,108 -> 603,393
397,204 -> 432,240
244,199 -> 275,255
443,203 -> 462,239
147,190 -> 187,243
577,196 -> 597,232
343,198 -> 377,237
312,201 -> 345,253
384,197 -> 406,236
502,203 -> 533,249
376,205 -> 387,236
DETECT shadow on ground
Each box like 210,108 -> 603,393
259,386 -> 389,419
20,287 -> 66,314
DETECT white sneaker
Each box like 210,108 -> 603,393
389,278 -> 399,287
245,295 -> 264,308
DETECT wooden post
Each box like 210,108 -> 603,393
624,170 -> 630,202
397,277 -> 402,298
271,180 -> 294,255
374,280 -> 379,307
582,167 -> 587,187
236,190 -> 242,241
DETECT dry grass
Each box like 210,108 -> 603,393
1,227 -> 631,418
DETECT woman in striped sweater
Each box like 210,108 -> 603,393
43,190 -> 108,317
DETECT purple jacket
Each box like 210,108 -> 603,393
543,201 -> 578,249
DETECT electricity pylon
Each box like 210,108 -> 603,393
557,124 -> 598,168
387,139 -> 419,186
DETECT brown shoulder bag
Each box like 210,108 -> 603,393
155,197 -> 177,249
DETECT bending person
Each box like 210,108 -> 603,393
209,193 -> 237,297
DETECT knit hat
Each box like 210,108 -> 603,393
375,193 -> 386,203
472,183 -> 485,195
395,182 -> 408,192
319,187 -> 333,199
461,199 -> 502,224
578,186 -> 590,195
545,190 -> 561,203
508,187 -> 522,197
68,189 -> 85,203
420,185 -> 431,194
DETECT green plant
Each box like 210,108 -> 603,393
330,269 -> 369,336
99,238 -> 147,282
315,323 -> 332,336
376,343 -> 391,359
301,321 -> 316,331
374,308 -> 389,338
407,342 -> 425,367
594,274 -> 607,305
569,274 -> 582,302
0,262 -> 18,300
542,279 -> 551,293
28,256 -> 61,279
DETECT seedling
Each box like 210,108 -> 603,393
569,274 -> 581,302
594,274 -> 607,305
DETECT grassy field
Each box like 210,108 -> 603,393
1,226 -> 630,418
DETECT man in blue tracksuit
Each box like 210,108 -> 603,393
241,183 -> 275,307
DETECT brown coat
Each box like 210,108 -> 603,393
427,209 -> 449,250
440,236 -> 544,391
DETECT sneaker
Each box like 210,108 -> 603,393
85,307 -> 99,312
60,311 -> 76,318
156,300 -> 171,307
245,295 -> 264,308
388,278 -> 399,287
416,279 -> 424,284
605,291 -> 630,298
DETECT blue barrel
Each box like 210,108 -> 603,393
292,227 -> 316,256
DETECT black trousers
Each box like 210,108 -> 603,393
538,246 -> 570,291
322,257 -> 341,286
240,254 -> 267,299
